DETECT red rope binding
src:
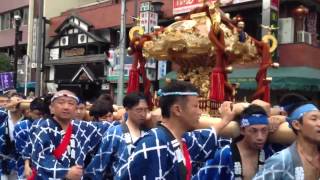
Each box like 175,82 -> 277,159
182,142 -> 192,180
53,123 -> 73,159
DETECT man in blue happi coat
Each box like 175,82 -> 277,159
117,80 -> 236,180
30,90 -> 109,179
254,93 -> 320,180
84,92 -> 150,179
195,104 -> 277,180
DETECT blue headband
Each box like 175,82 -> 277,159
287,104 -> 319,125
240,114 -> 269,127
157,89 -> 198,97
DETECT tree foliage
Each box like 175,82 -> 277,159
0,53 -> 13,72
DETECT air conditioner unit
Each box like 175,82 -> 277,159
78,34 -> 87,44
297,31 -> 312,44
31,63 -> 37,68
60,36 -> 69,46
278,18 -> 294,44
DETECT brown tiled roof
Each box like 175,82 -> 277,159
48,0 -> 173,37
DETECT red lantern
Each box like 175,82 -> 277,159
292,5 -> 309,18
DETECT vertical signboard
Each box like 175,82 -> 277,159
157,61 -> 167,80
262,0 -> 279,61
0,72 -> 14,91
139,1 -> 158,33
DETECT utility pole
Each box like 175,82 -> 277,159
35,0 -> 44,96
13,15 -> 22,89
116,0 -> 127,105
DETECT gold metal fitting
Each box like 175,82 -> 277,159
271,62 -> 280,68
226,66 -> 233,73
127,47 -> 133,54
174,16 -> 182,21
265,77 -> 273,81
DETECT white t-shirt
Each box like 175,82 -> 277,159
7,111 -> 24,141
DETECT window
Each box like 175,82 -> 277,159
0,15 -> 2,30
3,13 -> 11,30
23,7 -> 28,25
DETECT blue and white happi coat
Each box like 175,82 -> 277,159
14,118 -> 34,178
116,125 -> 218,180
0,109 -> 15,176
30,118 -> 111,179
0,110 -> 28,177
253,142 -> 306,180
193,142 -> 275,180
84,123 -> 144,179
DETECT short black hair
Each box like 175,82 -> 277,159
159,80 -> 199,118
97,93 -> 114,102
279,93 -> 311,134
123,92 -> 146,109
89,94 -> 114,119
279,93 -> 309,112
42,94 -> 54,118
30,97 -> 46,113
240,104 -> 268,119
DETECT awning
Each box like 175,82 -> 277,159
106,76 -> 129,83
16,82 -> 36,93
229,67 -> 320,91
17,82 -> 36,89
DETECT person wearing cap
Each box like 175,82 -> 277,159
116,81 -> 235,180
30,90 -> 109,179
254,94 -> 320,180
84,92 -> 149,179
195,104 -> 276,180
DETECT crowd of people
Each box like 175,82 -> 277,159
0,80 -> 319,180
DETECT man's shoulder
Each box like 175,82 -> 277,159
134,126 -> 173,147
212,144 -> 233,162
109,123 -> 124,133
15,119 -> 32,130
264,145 -> 292,164
102,124 -> 124,140
37,118 -> 55,126
0,109 -> 8,122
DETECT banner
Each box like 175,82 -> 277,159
173,0 -> 256,15
0,72 -> 14,91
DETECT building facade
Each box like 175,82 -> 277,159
44,0 -> 171,101
43,0 -> 320,102
0,0 -> 29,91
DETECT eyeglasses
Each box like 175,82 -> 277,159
132,107 -> 149,114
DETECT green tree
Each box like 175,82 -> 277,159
0,53 -> 13,72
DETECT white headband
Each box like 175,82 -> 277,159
51,93 -> 79,103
